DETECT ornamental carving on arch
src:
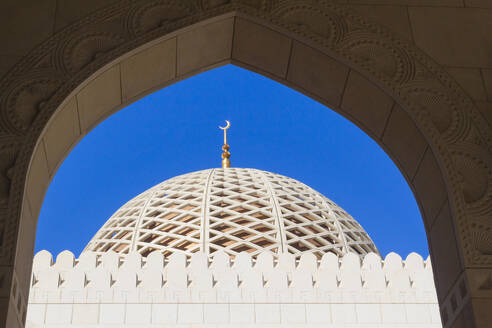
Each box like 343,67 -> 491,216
0,0 -> 490,264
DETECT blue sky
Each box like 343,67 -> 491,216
36,65 -> 428,258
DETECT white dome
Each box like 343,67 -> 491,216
84,168 -> 378,259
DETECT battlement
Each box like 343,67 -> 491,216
29,249 -> 437,304
27,250 -> 441,327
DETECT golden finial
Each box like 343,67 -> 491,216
219,120 -> 231,168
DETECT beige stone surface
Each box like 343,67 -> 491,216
0,265 -> 12,298
341,71 -> 394,138
447,68 -> 487,101
466,269 -> 492,300
0,0 -> 56,55
465,0 -> 492,8
72,304 -> 99,324
26,143 -> 49,218
5,298 -> 21,328
0,3 -> 491,327
449,300 -> 475,328
475,102 -> 492,126
287,41 -> 349,108
0,55 -> 22,80
14,202 -> 35,300
54,0 -> 117,31
76,65 -> 122,132
429,203 -> 463,302
382,105 -> 427,179
177,18 -> 234,76
0,298 -> 7,328
409,7 -> 492,67
482,69 -> 492,102
121,38 -> 177,102
0,297 -> 22,328
232,18 -> 292,78
471,298 -> 492,328
347,0 -> 463,5
43,97 -> 81,175
350,5 -> 413,41
412,148 -> 447,228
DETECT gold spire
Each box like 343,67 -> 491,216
219,120 -> 231,168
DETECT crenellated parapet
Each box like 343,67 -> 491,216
29,250 -> 437,304
27,250 -> 441,327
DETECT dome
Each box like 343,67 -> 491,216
84,168 -> 378,259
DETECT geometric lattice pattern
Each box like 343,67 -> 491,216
84,168 -> 378,259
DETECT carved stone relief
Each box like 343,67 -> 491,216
0,0 -> 490,272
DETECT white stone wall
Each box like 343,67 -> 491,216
26,250 -> 442,327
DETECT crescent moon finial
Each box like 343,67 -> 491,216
219,120 -> 231,168
219,120 -> 230,130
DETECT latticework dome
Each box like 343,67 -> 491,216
84,168 -> 378,259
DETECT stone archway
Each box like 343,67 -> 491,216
0,2 -> 490,328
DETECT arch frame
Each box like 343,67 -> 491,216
0,1 -> 490,327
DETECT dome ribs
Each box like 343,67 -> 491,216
82,168 -> 378,261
